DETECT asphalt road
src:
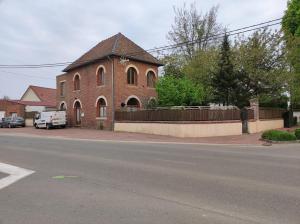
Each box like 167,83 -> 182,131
0,135 -> 299,224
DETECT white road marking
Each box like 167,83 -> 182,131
0,163 -> 35,190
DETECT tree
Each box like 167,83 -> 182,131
167,2 -> 222,60
233,28 -> 287,107
211,34 -> 237,106
182,48 -> 218,102
155,76 -> 205,106
282,0 -> 300,108
161,54 -> 185,78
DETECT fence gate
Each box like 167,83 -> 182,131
241,108 -> 249,134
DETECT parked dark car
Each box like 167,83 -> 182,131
0,117 -> 25,128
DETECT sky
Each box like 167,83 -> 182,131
0,0 -> 288,99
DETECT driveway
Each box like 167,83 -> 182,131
0,127 -> 263,145
0,135 -> 299,223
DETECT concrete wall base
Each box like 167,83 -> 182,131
248,119 -> 284,134
115,122 -> 242,138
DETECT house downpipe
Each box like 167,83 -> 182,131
107,56 -> 115,131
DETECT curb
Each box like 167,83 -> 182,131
261,139 -> 300,144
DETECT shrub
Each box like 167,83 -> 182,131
262,130 -> 297,141
295,129 -> 300,140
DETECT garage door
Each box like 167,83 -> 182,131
0,111 -> 5,119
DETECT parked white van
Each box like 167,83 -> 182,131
34,111 -> 66,129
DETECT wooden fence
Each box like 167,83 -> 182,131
259,107 -> 286,120
115,108 -> 241,122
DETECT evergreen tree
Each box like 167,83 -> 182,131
211,34 -> 237,106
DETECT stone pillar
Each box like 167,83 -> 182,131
250,98 -> 259,121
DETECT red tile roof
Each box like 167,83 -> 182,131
20,85 -> 56,107
63,33 -> 163,72
10,100 -> 56,107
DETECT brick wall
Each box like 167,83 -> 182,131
0,100 -> 25,117
56,57 -> 158,129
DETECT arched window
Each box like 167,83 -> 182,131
74,74 -> 80,90
73,100 -> 82,125
126,97 -> 140,111
97,98 -> 107,118
147,71 -> 156,88
97,67 -> 105,86
127,67 -> 137,85
60,102 -> 67,111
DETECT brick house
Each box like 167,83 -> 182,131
56,33 -> 163,129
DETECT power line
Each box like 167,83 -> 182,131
0,18 -> 282,69
0,70 -> 55,80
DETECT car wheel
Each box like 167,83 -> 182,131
34,124 -> 39,129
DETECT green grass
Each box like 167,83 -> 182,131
262,130 -> 297,141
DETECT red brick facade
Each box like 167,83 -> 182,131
57,58 -> 159,129
0,100 -> 25,118
56,33 -> 162,129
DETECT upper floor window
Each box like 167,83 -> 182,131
127,67 -> 137,85
74,74 -> 80,91
97,67 -> 105,86
147,71 -> 156,88
60,82 -> 65,97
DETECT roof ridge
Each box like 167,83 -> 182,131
30,85 -> 56,90
112,33 -> 122,54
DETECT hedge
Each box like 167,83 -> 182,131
295,129 -> 300,140
262,130 -> 297,141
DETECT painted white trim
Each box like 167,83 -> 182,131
145,68 -> 157,77
125,95 -> 142,107
59,101 -> 67,110
95,96 -> 108,107
148,97 -> 157,103
73,99 -> 82,108
0,163 -> 35,190
73,72 -> 81,81
125,64 -> 140,75
59,80 -> 67,83
96,65 -> 107,75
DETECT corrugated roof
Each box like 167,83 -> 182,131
63,33 -> 163,72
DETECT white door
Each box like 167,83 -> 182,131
0,111 -> 5,119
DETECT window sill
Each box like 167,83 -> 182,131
96,85 -> 105,88
127,85 -> 138,88
73,90 -> 81,93
96,117 -> 107,120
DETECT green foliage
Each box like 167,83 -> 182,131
211,34 -> 238,106
162,54 -> 185,78
282,0 -> 300,37
233,29 -> 287,105
282,0 -> 300,108
259,94 -> 289,109
183,48 -> 218,102
155,76 -> 205,106
262,130 -> 297,141
295,129 -> 300,139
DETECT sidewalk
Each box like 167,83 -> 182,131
0,127 -> 263,145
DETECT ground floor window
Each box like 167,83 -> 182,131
97,98 -> 107,118
126,97 -> 140,112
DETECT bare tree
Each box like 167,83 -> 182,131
167,2 -> 223,60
